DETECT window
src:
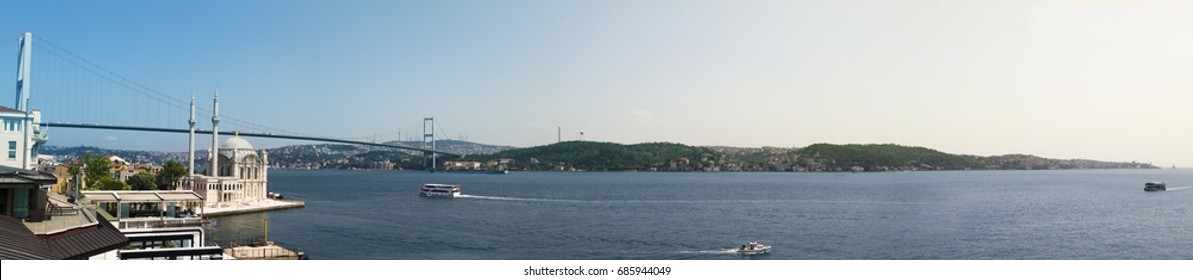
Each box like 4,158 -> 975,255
12,188 -> 29,219
7,141 -> 15,159
2,119 -> 18,132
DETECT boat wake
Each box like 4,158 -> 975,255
676,248 -> 739,254
1164,186 -> 1193,191
459,195 -> 929,205
457,195 -> 582,203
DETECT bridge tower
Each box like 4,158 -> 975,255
14,33 -> 31,112
10,32 -> 44,170
423,117 -> 435,170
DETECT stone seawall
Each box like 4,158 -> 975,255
203,199 -> 305,217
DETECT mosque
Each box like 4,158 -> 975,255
190,135 -> 269,207
181,91 -> 271,208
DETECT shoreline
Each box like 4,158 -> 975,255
202,199 -> 305,217
270,167 -> 1174,173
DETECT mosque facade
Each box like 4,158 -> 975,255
189,136 -> 269,207
180,91 -> 271,208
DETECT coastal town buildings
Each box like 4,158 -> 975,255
0,106 -> 45,170
48,164 -> 71,194
0,165 -> 129,260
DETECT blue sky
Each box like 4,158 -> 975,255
2,0 -> 1191,167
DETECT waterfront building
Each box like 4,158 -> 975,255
178,135 -> 271,208
184,136 -> 270,207
0,165 -> 51,219
0,106 -> 45,170
35,154 -> 55,170
369,160 -> 395,170
70,188 -> 223,259
90,226 -> 225,260
0,165 -> 129,260
81,190 -> 205,229
48,164 -> 71,194
106,155 -> 130,166
445,160 -> 482,170
116,167 -> 141,182
175,92 -> 270,208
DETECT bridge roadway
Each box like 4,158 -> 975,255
39,122 -> 461,157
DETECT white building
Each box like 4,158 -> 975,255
106,155 -> 129,166
0,106 -> 45,170
186,136 -> 269,207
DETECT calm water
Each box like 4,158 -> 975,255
208,169 -> 1193,260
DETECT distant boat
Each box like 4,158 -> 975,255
420,184 -> 461,197
1145,182 -> 1166,192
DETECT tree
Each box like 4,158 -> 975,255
67,153 -> 112,190
96,177 -> 130,191
156,161 -> 188,190
127,172 -> 157,191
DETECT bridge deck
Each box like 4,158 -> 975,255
39,122 -> 460,157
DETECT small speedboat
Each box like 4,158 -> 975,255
736,241 -> 770,255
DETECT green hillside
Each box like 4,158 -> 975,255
474,142 -> 1156,172
797,143 -> 984,170
475,141 -> 716,171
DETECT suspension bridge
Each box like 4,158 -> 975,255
3,32 -> 459,160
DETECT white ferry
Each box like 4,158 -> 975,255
736,241 -> 770,255
420,184 -> 462,197
1144,182 -> 1166,192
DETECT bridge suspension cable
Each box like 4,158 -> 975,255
0,35 -> 19,48
18,34 -> 458,156
33,36 -> 323,137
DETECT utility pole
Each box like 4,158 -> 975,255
188,93 -> 196,176
75,163 -> 86,202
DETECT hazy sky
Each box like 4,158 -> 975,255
1,0 -> 1190,166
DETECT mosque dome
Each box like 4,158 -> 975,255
220,137 -> 254,150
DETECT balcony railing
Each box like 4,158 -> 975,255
116,217 -> 205,229
24,203 -> 99,235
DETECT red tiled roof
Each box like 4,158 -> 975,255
0,105 -> 24,114
0,215 -> 58,260
0,209 -> 129,260
41,218 -> 129,260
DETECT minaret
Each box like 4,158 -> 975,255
188,93 -> 196,176
262,149 -> 268,180
211,89 -> 220,177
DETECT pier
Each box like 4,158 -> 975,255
214,217 -> 308,260
202,199 -> 305,217
224,242 -> 307,260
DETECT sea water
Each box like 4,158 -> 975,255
207,169 -> 1193,259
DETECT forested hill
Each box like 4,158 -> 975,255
476,142 -> 1158,172
796,144 -> 980,170
475,141 -> 717,171
43,142 -> 1158,172
793,144 -> 1157,171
